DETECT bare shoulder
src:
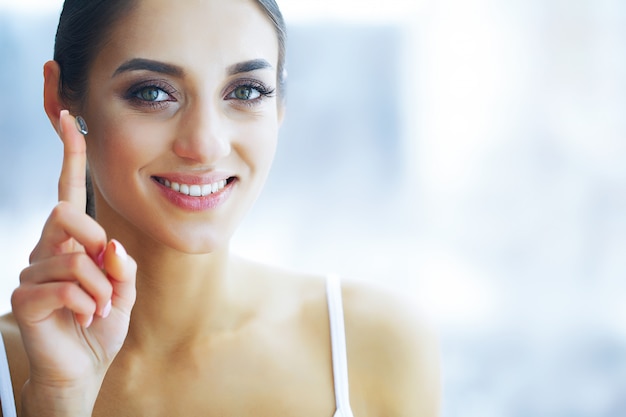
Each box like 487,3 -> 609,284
0,311 -> 28,365
0,312 -> 21,344
341,279 -> 441,417
0,312 -> 29,411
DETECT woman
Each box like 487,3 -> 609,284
0,0 -> 440,416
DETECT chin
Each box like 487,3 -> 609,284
157,223 -> 236,255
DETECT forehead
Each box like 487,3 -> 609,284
94,0 -> 278,76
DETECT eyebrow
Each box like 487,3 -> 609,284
112,58 -> 184,78
112,58 -> 273,78
227,59 -> 273,75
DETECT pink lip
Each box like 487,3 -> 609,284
152,175 -> 237,212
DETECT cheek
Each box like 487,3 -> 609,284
238,118 -> 279,172
87,118 -> 169,196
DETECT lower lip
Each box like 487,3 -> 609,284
154,178 -> 236,211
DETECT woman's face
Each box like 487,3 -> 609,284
81,0 -> 282,253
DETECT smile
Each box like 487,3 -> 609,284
155,177 -> 229,197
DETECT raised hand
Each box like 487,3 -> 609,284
11,110 -> 137,417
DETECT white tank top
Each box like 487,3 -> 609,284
326,275 -> 356,417
0,275 -> 354,417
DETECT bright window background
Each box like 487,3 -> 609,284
1,1 -> 625,417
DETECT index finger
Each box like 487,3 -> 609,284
57,110 -> 87,210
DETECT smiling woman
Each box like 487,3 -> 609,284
0,1 -> 440,417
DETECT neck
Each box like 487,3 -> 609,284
110,228 -> 240,354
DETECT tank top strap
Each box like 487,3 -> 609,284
0,332 -> 17,417
326,275 -> 355,417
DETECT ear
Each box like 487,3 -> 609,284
43,60 -> 65,136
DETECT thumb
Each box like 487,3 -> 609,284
103,239 -> 137,315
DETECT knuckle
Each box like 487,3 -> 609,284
56,282 -> 78,305
65,252 -> 89,272
18,266 -> 31,284
50,201 -> 68,219
94,224 -> 107,244
28,247 -> 39,264
51,201 -> 78,222
49,202 -> 70,227
10,287 -> 26,309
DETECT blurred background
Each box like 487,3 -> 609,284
1,0 -> 625,416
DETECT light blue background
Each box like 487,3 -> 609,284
1,1 -> 625,416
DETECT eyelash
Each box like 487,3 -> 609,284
225,79 -> 276,107
125,80 -> 178,110
124,78 -> 276,111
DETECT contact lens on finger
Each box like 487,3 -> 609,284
75,115 -> 88,135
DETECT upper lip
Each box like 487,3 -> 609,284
151,172 -> 236,185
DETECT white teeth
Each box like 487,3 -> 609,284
189,185 -> 202,197
159,178 -> 228,196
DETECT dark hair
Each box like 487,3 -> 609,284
53,0 -> 287,217
54,0 -> 287,106
54,0 -> 136,106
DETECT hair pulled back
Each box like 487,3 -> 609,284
53,0 -> 287,217
54,0 -> 287,107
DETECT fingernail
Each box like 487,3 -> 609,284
102,299 -> 112,318
75,115 -> 88,135
111,239 -> 127,260
84,315 -> 94,328
97,249 -> 106,269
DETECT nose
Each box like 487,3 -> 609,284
172,103 -> 232,165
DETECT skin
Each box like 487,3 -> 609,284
0,0 -> 441,416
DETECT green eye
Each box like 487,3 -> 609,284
133,86 -> 170,102
127,82 -> 176,109
139,87 -> 162,101
233,86 -> 260,100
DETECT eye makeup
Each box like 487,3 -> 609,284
123,79 -> 179,110
224,78 -> 276,108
